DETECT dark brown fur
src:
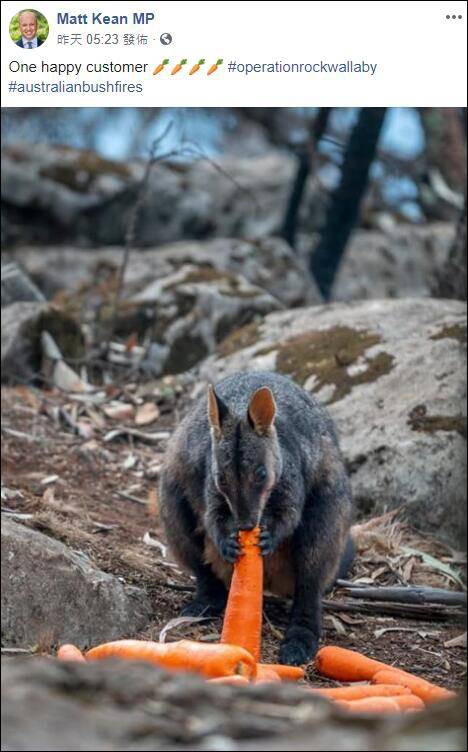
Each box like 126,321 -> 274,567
159,371 -> 354,665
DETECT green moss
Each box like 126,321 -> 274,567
165,265 -> 260,299
217,321 -> 263,357
35,309 -> 85,361
408,404 -> 467,439
40,151 -> 130,193
257,326 -> 394,404
430,323 -> 467,345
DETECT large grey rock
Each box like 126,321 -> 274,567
2,144 -> 306,247
8,236 -> 319,309
198,299 -> 467,545
2,658 -> 465,751
1,262 -> 45,307
128,263 -> 283,375
1,301 -> 84,384
331,223 -> 455,301
1,519 -> 152,648
7,238 -> 318,375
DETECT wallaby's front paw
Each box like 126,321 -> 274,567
259,527 -> 277,556
218,532 -> 241,563
279,630 -> 319,666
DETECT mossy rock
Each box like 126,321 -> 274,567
257,326 -> 395,404
40,151 -> 130,193
430,323 -> 467,345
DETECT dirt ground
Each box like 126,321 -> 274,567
1,384 -> 466,691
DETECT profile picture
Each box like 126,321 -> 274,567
9,9 -> 49,48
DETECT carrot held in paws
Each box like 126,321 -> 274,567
57,644 -> 86,662
315,646 -> 387,682
372,669 -> 456,704
86,639 -> 256,679
221,527 -> 263,663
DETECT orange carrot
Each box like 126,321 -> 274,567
337,696 -> 402,714
308,684 -> 412,701
189,59 -> 205,75
207,59 -> 223,75
372,669 -> 457,705
152,59 -> 169,75
86,639 -> 256,680
209,675 -> 250,685
255,666 -> 281,683
221,527 -> 263,663
315,646 -> 387,682
258,663 -> 305,681
57,644 -> 86,663
171,59 -> 187,75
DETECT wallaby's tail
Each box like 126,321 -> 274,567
337,535 -> 355,581
324,535 -> 355,595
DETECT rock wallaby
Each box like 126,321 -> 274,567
159,371 -> 354,665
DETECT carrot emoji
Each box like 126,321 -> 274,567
189,59 -> 205,75
372,669 -> 456,705
221,527 -> 263,662
153,59 -> 169,75
86,639 -> 257,680
207,59 -> 223,75
57,644 -> 86,663
171,59 -> 187,75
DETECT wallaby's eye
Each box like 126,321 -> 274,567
253,465 -> 267,485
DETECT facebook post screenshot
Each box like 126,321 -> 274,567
1,2 -> 467,750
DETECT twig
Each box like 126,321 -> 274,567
105,122 -> 174,351
323,598 -> 465,622
336,583 -> 467,607
115,491 -> 148,506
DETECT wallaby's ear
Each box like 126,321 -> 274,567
207,384 -> 229,437
247,386 -> 276,436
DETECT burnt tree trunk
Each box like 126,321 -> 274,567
281,108 -> 332,248
310,108 -> 387,299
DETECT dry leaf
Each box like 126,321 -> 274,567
102,403 -> 135,422
42,486 -> 55,504
125,332 -> 139,352
325,615 -> 347,635
444,632 -> 467,649
40,475 -> 59,486
135,402 -> 160,426
142,531 -> 167,557
52,360 -> 88,393
158,616 -> 210,643
14,385 -> 41,410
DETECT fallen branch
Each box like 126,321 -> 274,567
335,583 -> 467,607
323,598 -> 465,622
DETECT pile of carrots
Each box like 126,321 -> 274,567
56,527 -> 457,713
